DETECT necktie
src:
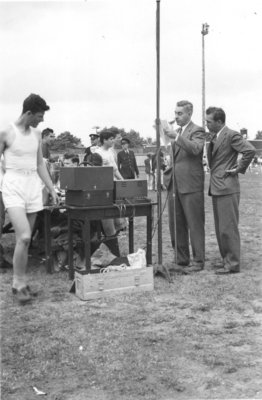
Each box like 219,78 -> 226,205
177,127 -> 182,136
212,133 -> 217,142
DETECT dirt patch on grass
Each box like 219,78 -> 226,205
1,173 -> 262,399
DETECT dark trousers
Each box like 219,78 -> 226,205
168,190 -> 205,266
212,193 -> 240,271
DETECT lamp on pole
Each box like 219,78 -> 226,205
201,23 -> 209,129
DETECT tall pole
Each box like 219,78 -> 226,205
156,0 -> 162,266
201,23 -> 209,129
153,0 -> 171,282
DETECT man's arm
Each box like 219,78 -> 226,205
117,151 -> 122,171
225,132 -> 256,176
176,128 -> 206,155
36,133 -> 58,204
164,126 -> 206,155
0,129 -> 8,159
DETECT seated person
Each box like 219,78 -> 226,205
33,152 -> 120,271
62,152 -> 79,167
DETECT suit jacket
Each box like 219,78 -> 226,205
207,126 -> 256,196
117,149 -> 139,179
163,121 -> 206,193
83,146 -> 92,163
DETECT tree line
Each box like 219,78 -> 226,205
50,126 -> 156,152
50,127 -> 262,152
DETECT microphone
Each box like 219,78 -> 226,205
169,119 -> 176,125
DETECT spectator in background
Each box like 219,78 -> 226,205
144,153 -> 153,190
62,153 -> 80,167
117,137 -> 139,179
96,130 -> 123,256
110,131 -> 122,164
152,150 -> 166,191
41,128 -> 55,161
83,133 -> 100,164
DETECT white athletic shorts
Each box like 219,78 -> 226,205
2,170 -> 43,213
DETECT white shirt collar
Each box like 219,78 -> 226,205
216,125 -> 226,139
180,120 -> 191,135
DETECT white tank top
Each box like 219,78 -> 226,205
4,123 -> 39,171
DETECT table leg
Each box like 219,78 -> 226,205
84,219 -> 91,274
128,217 -> 134,254
44,210 -> 53,273
146,205 -> 153,265
68,213 -> 74,280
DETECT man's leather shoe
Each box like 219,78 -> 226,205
215,268 -> 239,275
168,264 -> 186,274
184,265 -> 204,274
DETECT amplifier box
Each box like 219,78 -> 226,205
65,189 -> 113,207
114,179 -> 148,200
60,167 -> 114,191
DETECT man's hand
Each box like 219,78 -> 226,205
163,128 -> 177,140
224,166 -> 238,178
50,188 -> 59,205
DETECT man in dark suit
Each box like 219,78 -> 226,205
117,137 -> 139,179
206,107 -> 255,274
163,100 -> 206,273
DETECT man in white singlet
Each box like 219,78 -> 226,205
0,94 -> 58,304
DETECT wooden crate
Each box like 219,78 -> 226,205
75,267 -> 154,300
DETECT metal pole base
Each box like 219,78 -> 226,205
153,263 -> 173,283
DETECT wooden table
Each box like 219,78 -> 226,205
44,199 -> 156,280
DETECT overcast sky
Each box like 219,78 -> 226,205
0,0 -> 261,146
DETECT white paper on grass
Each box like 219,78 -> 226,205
127,248 -> 147,269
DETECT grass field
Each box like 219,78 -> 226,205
0,171 -> 262,400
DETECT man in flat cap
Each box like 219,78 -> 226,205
117,137 -> 139,179
83,133 -> 100,165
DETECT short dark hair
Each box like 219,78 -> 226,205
99,130 -> 115,144
42,128 -> 54,139
176,100 -> 193,113
63,152 -> 75,160
72,156 -> 80,165
22,94 -> 50,114
206,107 -> 226,124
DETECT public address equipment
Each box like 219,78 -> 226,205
60,167 -> 148,206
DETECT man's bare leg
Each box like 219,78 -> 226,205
6,207 -> 37,295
